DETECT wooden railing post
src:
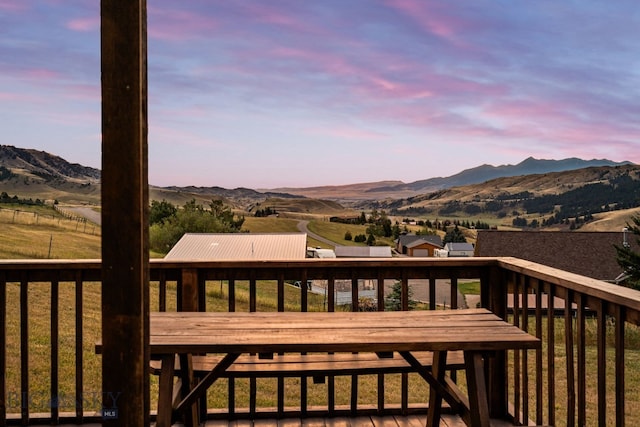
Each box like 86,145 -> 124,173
180,268 -> 199,311
486,265 -> 508,418
100,0 -> 149,425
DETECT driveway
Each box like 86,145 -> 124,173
297,220 -> 336,247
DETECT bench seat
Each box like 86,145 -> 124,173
149,351 -> 465,380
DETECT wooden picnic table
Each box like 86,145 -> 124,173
145,308 -> 540,427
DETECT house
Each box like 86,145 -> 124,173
474,230 -> 639,283
165,233 -> 307,260
439,242 -> 475,257
396,234 -> 443,257
334,246 -> 393,258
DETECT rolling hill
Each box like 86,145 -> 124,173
1,144 -> 639,231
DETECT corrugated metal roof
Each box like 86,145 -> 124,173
164,233 -> 307,260
444,242 -> 475,251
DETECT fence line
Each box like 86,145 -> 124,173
0,206 -> 99,235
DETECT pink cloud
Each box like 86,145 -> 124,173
148,6 -> 220,42
0,92 -> 23,101
24,68 -> 60,81
0,0 -> 28,12
384,0 -> 473,48
66,17 -> 99,32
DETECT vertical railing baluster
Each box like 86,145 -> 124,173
401,274 -> 408,312
249,275 -> 256,313
277,272 -> 285,415
301,271 -> 309,312
522,276 -> 529,424
450,276 -> 458,310
228,278 -> 235,417
0,271 -> 5,425
534,279 -> 543,425
376,272 -> 385,413
513,273 -> 521,423
597,300 -> 607,426
327,273 -> 336,416
351,277 -> 358,312
75,271 -> 84,423
198,275 -> 206,312
429,276 -> 436,311
327,277 -> 335,312
228,278 -> 235,313
158,270 -> 167,312
20,272 -> 29,425
50,277 -> 60,424
547,283 -> 556,427
277,272 -> 285,312
564,289 -> 575,427
577,293 -> 586,427
377,272 -> 384,312
615,305 -> 625,427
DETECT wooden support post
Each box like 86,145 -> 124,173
100,1 -> 149,425
487,266 -> 507,418
181,268 -> 199,311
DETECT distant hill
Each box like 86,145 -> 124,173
365,164 -> 640,222
0,145 -> 101,203
1,145 -> 637,229
376,157 -> 631,193
274,157 -> 633,201
0,145 -> 100,182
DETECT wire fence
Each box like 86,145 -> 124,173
0,205 -> 100,235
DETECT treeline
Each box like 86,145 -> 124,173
523,173 -> 640,218
0,191 -> 46,206
253,206 -> 278,217
149,199 -> 245,254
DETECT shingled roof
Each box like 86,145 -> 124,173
475,230 -> 638,282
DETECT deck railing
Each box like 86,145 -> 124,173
1,257 -> 639,425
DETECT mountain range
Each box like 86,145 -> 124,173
265,157 -> 632,201
0,144 -> 635,208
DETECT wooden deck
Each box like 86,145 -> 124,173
28,414 -> 518,427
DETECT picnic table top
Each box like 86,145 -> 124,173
145,308 -> 541,354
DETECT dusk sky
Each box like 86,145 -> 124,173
1,1 -> 639,189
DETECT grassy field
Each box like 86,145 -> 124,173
242,216 -> 301,233
2,204 -> 640,423
0,205 -> 101,259
306,220 -> 397,247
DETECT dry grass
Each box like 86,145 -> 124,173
0,206 -> 100,259
241,216 -> 301,233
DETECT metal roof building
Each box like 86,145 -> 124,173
334,246 -> 393,258
164,233 -> 308,260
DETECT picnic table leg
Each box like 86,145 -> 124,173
426,350 -> 447,427
464,351 -> 490,427
156,354 -> 176,427
178,353 -> 199,427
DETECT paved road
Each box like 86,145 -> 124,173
297,220 -> 336,247
63,206 -> 101,225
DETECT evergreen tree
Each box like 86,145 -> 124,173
384,280 -> 417,311
443,225 -> 466,244
614,215 -> 640,290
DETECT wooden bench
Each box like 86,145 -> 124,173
149,350 -> 465,383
